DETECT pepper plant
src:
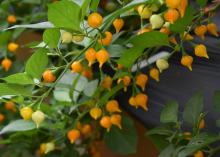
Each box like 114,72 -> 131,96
0,0 -> 219,156
0,0 -> 51,76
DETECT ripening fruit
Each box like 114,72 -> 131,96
164,9 -> 179,24
96,49 -> 110,68
135,74 -> 148,91
181,55 -> 193,71
90,107 -> 102,120
43,70 -> 56,83
100,116 -> 112,131
40,143 -> 46,155
72,35 -> 84,42
137,28 -> 151,35
71,61 -> 83,73
117,64 -> 123,70
137,5 -> 152,19
149,68 -> 160,82
163,22 -> 170,28
194,44 -> 209,59
169,37 -> 178,45
32,110 -> 45,128
76,121 -> 82,130
67,129 -> 81,144
99,31 -> 112,46
0,113 -> 5,123
165,0 -> 181,8
88,12 -> 103,28
177,0 -> 188,17
85,48 -> 97,67
135,93 -> 148,111
194,25 -> 207,40
8,42 -> 19,53
1,58 -> 12,71
61,31 -> 73,44
150,14 -> 164,29
4,101 -> 16,112
199,119 -> 205,129
194,151 -> 204,157
101,76 -> 112,90
20,107 -> 33,120
113,18 -> 124,33
129,96 -> 138,108
81,124 -> 92,137
45,142 -> 55,154
183,32 -> 194,41
207,23 -> 219,37
156,59 -> 169,72
82,69 -> 93,79
105,1 -> 117,12
117,76 -> 131,92
106,100 -> 121,113
160,27 -> 171,35
7,15 -> 17,24
184,132 -> 192,140
111,114 -> 122,129
121,76 -> 131,86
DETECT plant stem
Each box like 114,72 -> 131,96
34,41 -> 96,109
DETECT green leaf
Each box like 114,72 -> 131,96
43,28 -> 60,48
90,0 -> 100,11
117,46 -> 143,68
0,83 -> 31,97
170,7 -> 194,33
188,133 -> 218,147
159,145 -> 175,157
183,91 -> 203,126
104,116 -> 137,155
160,101 -> 179,124
48,1 -> 81,31
21,0 -> 41,4
0,31 -> 12,46
118,31 -> 169,68
1,73 -> 34,85
213,90 -> 220,112
5,22 -> 54,30
196,0 -> 207,7
146,126 -> 174,136
54,88 -> 71,102
54,72 -> 88,102
107,44 -> 126,58
148,134 -> 169,152
129,31 -> 169,49
83,79 -> 98,97
0,120 -> 36,135
25,48 -> 49,79
81,0 -> 91,20
177,133 -> 218,157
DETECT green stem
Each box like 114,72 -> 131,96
33,41 -> 96,109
